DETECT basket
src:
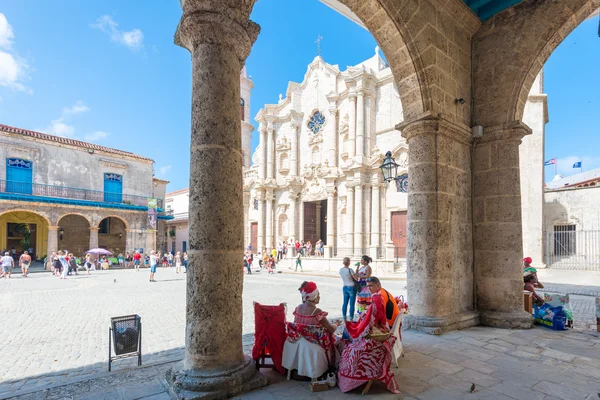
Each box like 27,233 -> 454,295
366,327 -> 391,342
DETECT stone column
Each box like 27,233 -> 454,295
326,189 -> 335,249
348,93 -> 356,159
474,121 -> 533,329
89,227 -> 99,249
125,229 -> 133,253
354,182 -> 363,255
346,184 -> 354,254
259,124 -> 267,180
266,123 -> 274,180
327,103 -> 338,167
355,90 -> 365,159
265,189 -> 274,251
243,192 -> 250,248
370,182 -> 381,259
290,121 -> 299,176
299,200 -> 304,241
315,203 -> 322,240
288,191 -> 297,242
256,190 -> 264,253
170,4 -> 266,398
46,226 -> 59,270
399,114 -> 479,334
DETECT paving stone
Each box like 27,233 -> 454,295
458,358 -> 496,374
488,382 -> 546,400
452,368 -> 500,388
540,348 -> 576,362
424,358 -> 464,375
532,380 -> 588,399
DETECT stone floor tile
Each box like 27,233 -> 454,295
395,376 -> 430,397
457,336 -> 489,347
237,387 -> 279,400
488,382 -> 546,400
540,348 -> 576,362
452,368 -> 500,388
426,349 -> 469,364
120,382 -> 166,400
510,350 -> 542,360
424,358 -> 464,375
138,393 -> 171,400
416,386 -> 467,400
532,380 -> 588,399
458,358 -> 496,374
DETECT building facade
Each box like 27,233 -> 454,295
0,124 -> 169,263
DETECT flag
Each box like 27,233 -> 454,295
544,158 -> 556,166
573,161 -> 582,168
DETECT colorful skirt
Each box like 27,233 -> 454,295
356,281 -> 372,314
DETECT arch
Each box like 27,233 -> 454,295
279,152 -> 289,171
0,209 -> 50,260
97,214 -> 130,230
0,208 -> 51,226
58,212 -> 93,226
473,0 -> 600,127
57,214 -> 91,255
98,216 -> 127,255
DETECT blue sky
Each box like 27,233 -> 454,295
0,1 -> 598,192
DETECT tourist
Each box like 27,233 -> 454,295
366,277 -> 399,328
183,252 -> 188,273
1,251 -> 14,279
19,250 -> 31,278
162,252 -> 169,268
52,252 -> 62,277
524,274 -> 545,306
267,255 -> 276,274
59,251 -> 69,279
282,281 -> 339,379
174,251 -> 182,274
125,252 -> 132,268
149,250 -> 158,282
168,252 -> 174,267
118,253 -> 124,268
337,286 -> 400,394
84,253 -> 93,275
355,256 -> 373,314
68,253 -> 78,275
339,257 -> 357,322
262,252 -> 268,269
295,252 -> 303,272
244,250 -> 252,275
271,247 -> 277,261
523,257 -> 543,288
277,242 -> 283,261
133,250 -> 141,271
295,240 -> 301,256
10,247 -> 16,260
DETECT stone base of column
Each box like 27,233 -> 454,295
479,310 -> 533,329
324,246 -> 332,258
167,356 -> 267,400
369,245 -> 378,260
384,243 -> 395,260
403,311 -> 479,335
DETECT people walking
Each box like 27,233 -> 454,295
295,252 -> 303,272
19,250 -> 31,277
339,257 -> 358,322
168,252 -> 174,267
244,250 -> 252,275
58,251 -> 69,279
174,251 -> 182,274
355,255 -> 373,314
68,253 -> 78,275
125,252 -> 132,268
133,250 -> 141,271
149,250 -> 158,282
1,251 -> 14,279
52,252 -> 62,277
183,252 -> 188,273
84,253 -> 93,275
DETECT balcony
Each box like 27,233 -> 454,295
0,180 -> 163,210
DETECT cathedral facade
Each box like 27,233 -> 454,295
244,48 -> 409,266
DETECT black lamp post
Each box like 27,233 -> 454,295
379,151 -> 400,182
59,227 -> 64,241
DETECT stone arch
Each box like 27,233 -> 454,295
0,208 -> 51,226
98,216 -> 127,255
473,0 -> 600,127
279,152 -> 289,172
57,214 -> 91,255
0,209 -> 51,259
97,214 -> 130,230
58,212 -> 92,227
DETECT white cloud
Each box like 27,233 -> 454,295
0,14 -> 30,94
92,15 -> 144,51
158,165 -> 172,177
84,131 -> 109,142
555,155 -> 600,176
63,100 -> 89,115
44,118 -> 76,138
0,13 -> 14,49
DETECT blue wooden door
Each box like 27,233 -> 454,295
103,173 -> 123,203
6,158 -> 33,194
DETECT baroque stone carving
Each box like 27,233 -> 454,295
301,163 -> 329,179
398,152 -> 408,169
251,144 -> 261,165
302,179 -> 327,202
339,113 -> 349,135
308,132 -> 323,146
276,136 -> 290,151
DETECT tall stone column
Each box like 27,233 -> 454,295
170,4 -> 266,398
474,121 -> 533,329
125,229 -> 132,253
266,123 -> 274,180
299,200 -> 304,242
290,120 -> 299,176
354,182 -> 364,255
355,90 -> 365,159
243,192 -> 250,248
258,124 -> 267,180
315,203 -> 322,240
46,226 -> 59,270
346,184 -> 354,254
326,188 -> 335,257
400,114 -> 479,334
370,182 -> 381,259
288,191 -> 297,242
265,189 -> 274,251
327,102 -> 338,167
89,227 -> 99,249
256,190 -> 264,253
348,93 -> 356,160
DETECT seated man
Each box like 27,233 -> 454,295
366,277 -> 399,328
524,274 -> 545,307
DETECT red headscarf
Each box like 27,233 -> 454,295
523,257 -> 532,264
301,282 -> 319,302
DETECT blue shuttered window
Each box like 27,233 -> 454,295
6,158 -> 33,194
104,173 -> 123,203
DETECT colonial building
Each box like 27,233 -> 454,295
163,68 -> 254,253
0,124 -> 169,263
244,49 -> 408,267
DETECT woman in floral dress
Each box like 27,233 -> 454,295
355,255 -> 373,314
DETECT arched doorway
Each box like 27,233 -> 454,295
0,210 -> 49,261
57,214 -> 90,256
97,217 -> 126,255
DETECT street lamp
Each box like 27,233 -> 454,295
59,227 -> 64,240
379,151 -> 400,183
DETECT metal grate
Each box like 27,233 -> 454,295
545,229 -> 600,271
109,314 -> 142,371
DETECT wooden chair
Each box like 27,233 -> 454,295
523,291 -> 533,314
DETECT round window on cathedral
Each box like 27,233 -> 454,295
307,110 -> 325,134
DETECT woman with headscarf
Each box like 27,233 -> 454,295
354,255 -> 373,315
282,281 -> 339,379
523,257 -> 544,288
338,288 -> 401,394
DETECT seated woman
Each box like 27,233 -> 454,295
523,257 -> 544,288
282,281 -> 339,379
338,290 -> 400,394
524,274 -> 545,307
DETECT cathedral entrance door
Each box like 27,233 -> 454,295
303,202 -> 317,245
250,222 -> 257,254
391,211 -> 407,259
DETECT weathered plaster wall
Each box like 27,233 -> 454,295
545,187 -> 600,232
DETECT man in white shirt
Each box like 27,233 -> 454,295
149,250 -> 158,282
2,252 -> 14,279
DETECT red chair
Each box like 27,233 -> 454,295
252,302 -> 287,374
